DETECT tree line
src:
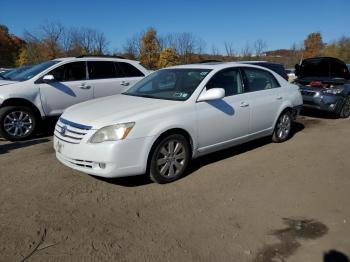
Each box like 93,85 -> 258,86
0,22 -> 349,69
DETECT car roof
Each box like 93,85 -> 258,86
240,61 -> 284,66
53,56 -> 140,64
166,62 -> 279,71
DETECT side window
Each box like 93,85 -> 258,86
206,68 -> 243,96
243,68 -> 280,92
117,62 -> 144,77
49,62 -> 86,82
87,61 -> 119,79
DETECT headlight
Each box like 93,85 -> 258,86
323,88 -> 343,95
90,122 -> 135,143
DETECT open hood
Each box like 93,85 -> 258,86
295,57 -> 350,81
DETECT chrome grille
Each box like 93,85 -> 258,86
301,90 -> 317,96
54,117 -> 92,144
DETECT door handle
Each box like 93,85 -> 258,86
78,84 -> 91,89
240,102 -> 249,107
276,96 -> 283,100
121,81 -> 130,86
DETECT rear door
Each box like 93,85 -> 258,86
87,61 -> 125,98
39,61 -> 93,116
241,67 -> 283,134
116,62 -> 145,88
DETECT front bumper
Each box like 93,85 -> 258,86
301,91 -> 345,113
54,135 -> 156,178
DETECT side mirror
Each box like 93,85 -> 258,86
42,74 -> 55,83
197,88 -> 225,102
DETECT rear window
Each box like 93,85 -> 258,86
88,61 -> 123,79
243,67 -> 280,92
117,62 -> 144,77
259,63 -> 288,80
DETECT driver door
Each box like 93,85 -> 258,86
195,68 -> 251,154
38,62 -> 93,116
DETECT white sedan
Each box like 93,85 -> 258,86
54,62 -> 302,183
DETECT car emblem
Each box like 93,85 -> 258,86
61,125 -> 67,136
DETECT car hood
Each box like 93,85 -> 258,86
62,94 -> 181,129
296,57 -> 350,80
0,80 -> 17,86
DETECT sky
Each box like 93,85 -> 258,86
1,0 -> 349,54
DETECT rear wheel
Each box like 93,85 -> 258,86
272,111 -> 292,143
149,134 -> 190,184
0,106 -> 38,141
339,97 -> 350,118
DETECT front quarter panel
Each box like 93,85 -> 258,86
126,102 -> 198,156
0,81 -> 45,116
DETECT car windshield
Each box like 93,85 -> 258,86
2,65 -> 32,80
123,68 -> 211,101
10,60 -> 60,81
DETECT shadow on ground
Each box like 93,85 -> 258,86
300,108 -> 339,119
0,138 -> 50,154
0,117 -> 58,154
324,250 -> 349,262
99,121 -> 305,187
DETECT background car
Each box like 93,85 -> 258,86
240,61 -> 289,81
295,57 -> 350,118
0,56 -> 148,141
285,68 -> 296,82
54,62 -> 302,184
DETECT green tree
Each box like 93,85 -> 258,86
157,48 -> 180,68
140,28 -> 160,70
303,32 -> 324,58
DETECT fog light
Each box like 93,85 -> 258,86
99,163 -> 106,169
329,104 -> 336,109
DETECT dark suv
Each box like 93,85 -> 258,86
295,57 -> 350,118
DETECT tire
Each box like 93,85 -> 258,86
149,134 -> 191,184
339,97 -> 350,118
0,106 -> 38,141
272,110 -> 293,143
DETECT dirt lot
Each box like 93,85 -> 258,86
0,113 -> 349,262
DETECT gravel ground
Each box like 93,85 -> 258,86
0,113 -> 349,262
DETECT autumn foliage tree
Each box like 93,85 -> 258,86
0,25 -> 24,67
157,48 -> 180,68
140,28 -> 160,70
303,32 -> 324,58
324,37 -> 350,63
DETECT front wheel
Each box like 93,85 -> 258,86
339,97 -> 350,118
149,134 -> 191,184
272,111 -> 293,143
0,106 -> 38,141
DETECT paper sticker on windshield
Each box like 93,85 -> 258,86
174,92 -> 188,98
200,72 -> 209,76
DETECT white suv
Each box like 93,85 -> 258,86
54,62 -> 303,183
0,56 -> 148,141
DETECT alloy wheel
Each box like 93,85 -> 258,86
156,140 -> 186,178
276,113 -> 291,140
3,111 -> 33,138
341,98 -> 350,118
